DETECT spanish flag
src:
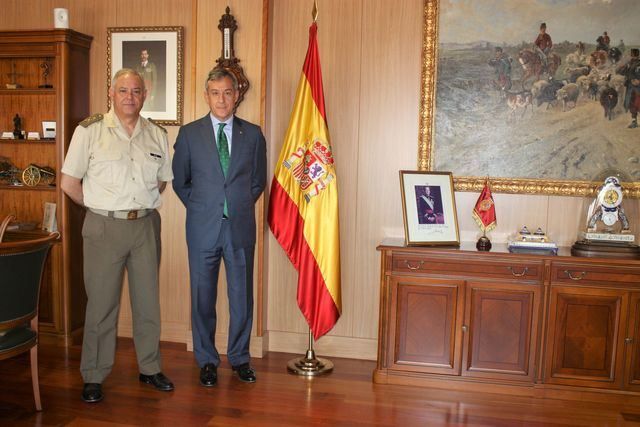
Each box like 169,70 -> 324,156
268,22 -> 341,339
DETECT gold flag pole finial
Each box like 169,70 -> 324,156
312,0 -> 318,22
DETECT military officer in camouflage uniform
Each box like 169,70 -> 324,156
60,68 -> 174,403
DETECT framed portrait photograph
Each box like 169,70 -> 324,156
41,121 -> 56,139
107,26 -> 184,126
418,0 -> 640,197
400,170 -> 460,246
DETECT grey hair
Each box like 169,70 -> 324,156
204,68 -> 238,91
111,68 -> 146,90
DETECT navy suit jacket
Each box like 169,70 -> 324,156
172,115 -> 267,250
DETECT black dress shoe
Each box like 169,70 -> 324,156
232,363 -> 256,383
139,372 -> 174,391
82,383 -> 103,403
200,363 -> 218,387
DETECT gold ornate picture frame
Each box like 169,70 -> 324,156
107,26 -> 184,126
418,0 -> 640,198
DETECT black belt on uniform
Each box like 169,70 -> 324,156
89,208 -> 153,220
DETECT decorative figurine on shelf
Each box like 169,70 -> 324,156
0,156 -> 22,186
13,114 -> 24,140
39,59 -> 53,88
5,63 -> 22,89
21,164 -> 55,187
472,178 -> 497,251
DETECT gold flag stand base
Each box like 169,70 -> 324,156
286,352 -> 334,376
287,329 -> 334,376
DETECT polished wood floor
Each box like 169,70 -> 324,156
1,339 -> 640,426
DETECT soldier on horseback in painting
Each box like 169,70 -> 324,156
488,46 -> 512,91
618,39 -> 626,54
616,48 -> 640,129
534,22 -> 552,72
596,31 -> 610,51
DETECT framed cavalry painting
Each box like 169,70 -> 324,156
418,0 -> 640,197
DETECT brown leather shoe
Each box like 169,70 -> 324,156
139,372 -> 174,391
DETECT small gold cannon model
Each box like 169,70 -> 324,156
21,164 -> 55,186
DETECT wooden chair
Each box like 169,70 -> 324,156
0,233 -> 57,411
0,214 -> 15,242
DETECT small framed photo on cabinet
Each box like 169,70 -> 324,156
400,170 -> 460,246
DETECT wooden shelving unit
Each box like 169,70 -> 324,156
0,29 -> 92,346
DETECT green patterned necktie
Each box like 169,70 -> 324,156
217,122 -> 230,217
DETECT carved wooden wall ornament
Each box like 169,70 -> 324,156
215,7 -> 250,111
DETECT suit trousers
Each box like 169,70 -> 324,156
80,210 -> 162,383
190,219 -> 254,368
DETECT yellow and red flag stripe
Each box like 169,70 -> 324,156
268,22 -> 341,339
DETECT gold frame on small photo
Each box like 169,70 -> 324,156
400,170 -> 460,246
107,26 -> 184,126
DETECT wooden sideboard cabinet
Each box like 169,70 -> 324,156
545,262 -> 640,392
375,239 -> 640,400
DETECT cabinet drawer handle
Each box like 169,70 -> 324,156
564,270 -> 587,281
507,266 -> 528,277
404,260 -> 424,270
625,337 -> 634,344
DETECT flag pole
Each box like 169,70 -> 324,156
273,0 -> 340,375
287,328 -> 334,376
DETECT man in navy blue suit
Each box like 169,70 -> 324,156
172,68 -> 267,386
